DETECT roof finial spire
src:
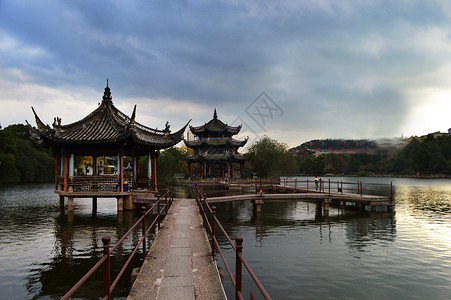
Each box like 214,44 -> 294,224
102,80 -> 112,104
213,109 -> 217,119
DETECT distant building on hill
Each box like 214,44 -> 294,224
408,128 -> 451,142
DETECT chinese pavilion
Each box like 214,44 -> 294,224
28,81 -> 188,211
184,109 -> 247,178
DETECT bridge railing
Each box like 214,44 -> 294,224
226,178 -> 393,200
194,186 -> 272,300
61,186 -> 174,300
278,178 -> 393,199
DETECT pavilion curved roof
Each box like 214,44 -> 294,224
186,153 -> 246,162
28,83 -> 189,150
184,137 -> 248,149
189,109 -> 241,136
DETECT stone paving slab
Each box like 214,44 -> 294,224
127,198 -> 226,300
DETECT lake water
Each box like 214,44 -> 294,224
1,178 -> 451,299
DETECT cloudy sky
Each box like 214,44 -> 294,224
1,0 -> 451,148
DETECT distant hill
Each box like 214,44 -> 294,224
291,139 -> 377,153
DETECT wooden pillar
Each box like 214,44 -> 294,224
68,197 -> 74,212
188,162 -> 191,175
120,155 -> 124,192
147,152 -> 152,188
152,152 -> 157,191
55,153 -> 60,191
63,153 -> 69,192
136,156 -> 140,176
69,153 -> 74,177
93,155 -> 97,175
372,205 -> 377,212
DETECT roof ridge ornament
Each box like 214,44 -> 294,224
213,109 -> 217,119
102,79 -> 113,104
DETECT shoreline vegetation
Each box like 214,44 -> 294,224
2,123 -> 451,184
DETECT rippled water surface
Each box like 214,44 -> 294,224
1,178 -> 451,299
214,177 -> 451,299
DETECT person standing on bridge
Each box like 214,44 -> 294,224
315,176 -> 319,191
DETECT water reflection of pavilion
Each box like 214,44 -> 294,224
28,81 -> 189,212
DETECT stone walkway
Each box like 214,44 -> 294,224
127,198 -> 226,300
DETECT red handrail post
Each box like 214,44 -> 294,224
102,235 -> 111,300
141,206 -> 147,259
212,206 -> 216,257
235,236 -> 243,300
328,179 -> 331,196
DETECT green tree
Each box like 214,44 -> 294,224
156,147 -> 189,185
0,128 -> 20,182
0,124 -> 55,183
246,136 -> 298,177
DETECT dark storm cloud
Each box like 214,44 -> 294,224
1,0 -> 451,145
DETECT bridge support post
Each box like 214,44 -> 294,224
124,195 -> 136,210
371,205 -> 377,212
92,197 -> 97,212
315,201 -> 322,216
68,197 -> 74,212
323,199 -> 330,217
253,199 -> 264,213
59,195 -> 65,210
117,197 -> 123,212
387,205 -> 393,212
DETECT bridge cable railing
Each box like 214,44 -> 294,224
61,186 -> 174,300
225,178 -> 393,200
193,185 -> 272,300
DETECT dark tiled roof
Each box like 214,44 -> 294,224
28,84 -> 189,150
184,137 -> 248,149
187,153 -> 246,162
189,109 -> 241,136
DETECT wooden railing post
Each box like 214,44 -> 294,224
235,236 -> 243,300
141,206 -> 147,259
328,179 -> 331,196
102,235 -> 111,300
212,206 -> 216,257
362,182 -> 364,196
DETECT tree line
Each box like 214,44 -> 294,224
0,124 -> 55,183
2,123 -> 451,184
297,134 -> 451,176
